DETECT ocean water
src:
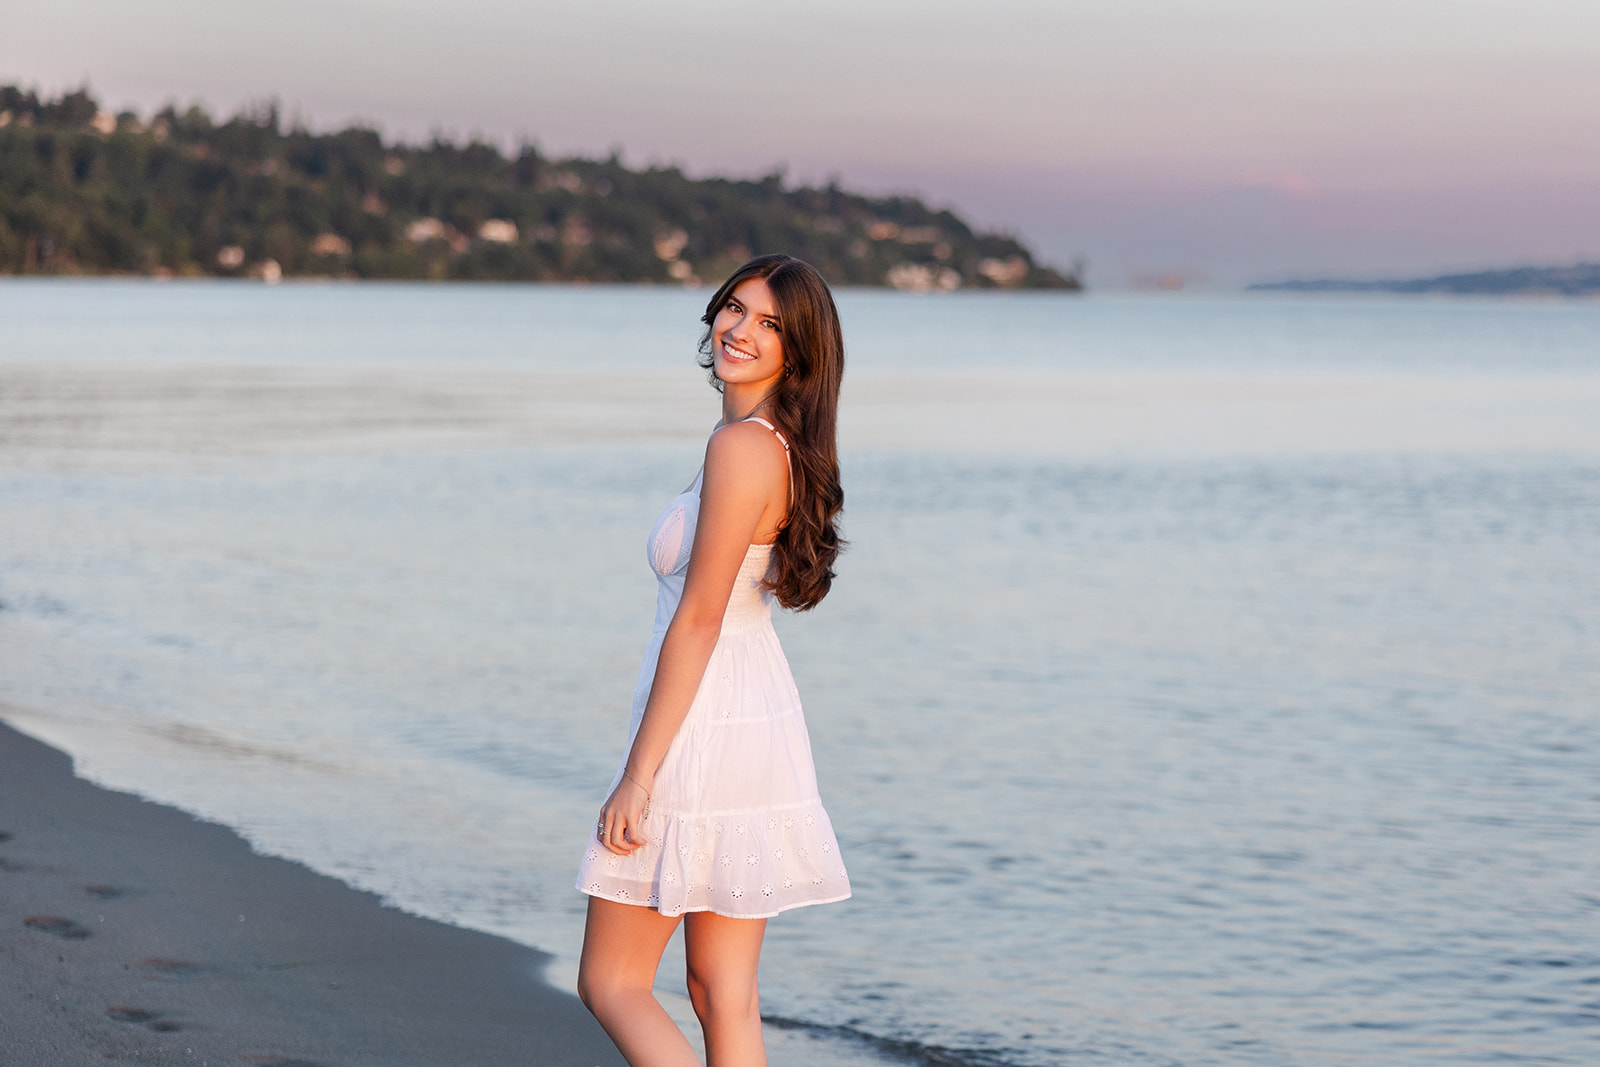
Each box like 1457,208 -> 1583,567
2,280 -> 1598,1066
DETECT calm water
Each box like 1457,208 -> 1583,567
2,281 -> 1598,1065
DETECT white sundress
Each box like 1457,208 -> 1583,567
576,418 -> 851,918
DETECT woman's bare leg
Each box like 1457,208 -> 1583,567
578,897 -> 698,1067
683,911 -> 768,1067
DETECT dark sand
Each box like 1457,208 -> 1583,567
0,720 -> 624,1067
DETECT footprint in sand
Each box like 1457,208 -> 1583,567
106,1007 -> 158,1023
106,1006 -> 184,1032
86,883 -> 129,899
24,915 -> 91,939
138,957 -> 207,982
0,857 -> 24,872
0,831 -> 13,841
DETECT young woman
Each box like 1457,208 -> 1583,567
576,254 -> 851,1066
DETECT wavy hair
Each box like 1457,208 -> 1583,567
698,254 -> 845,611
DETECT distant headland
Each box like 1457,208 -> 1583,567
1249,262 -> 1600,297
0,85 -> 1079,290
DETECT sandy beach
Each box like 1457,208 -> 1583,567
0,718 -> 624,1067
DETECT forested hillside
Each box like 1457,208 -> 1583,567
0,85 -> 1078,289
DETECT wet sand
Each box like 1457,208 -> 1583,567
0,719 -> 624,1067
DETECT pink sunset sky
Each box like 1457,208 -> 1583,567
7,0 -> 1599,286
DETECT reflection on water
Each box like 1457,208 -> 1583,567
2,282 -> 1598,1066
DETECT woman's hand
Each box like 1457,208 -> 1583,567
595,773 -> 652,856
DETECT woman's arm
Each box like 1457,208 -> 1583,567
596,421 -> 788,855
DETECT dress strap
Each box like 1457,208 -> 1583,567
741,416 -> 790,455
742,416 -> 793,526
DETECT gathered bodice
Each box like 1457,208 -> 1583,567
645,466 -> 776,637
644,417 -> 789,638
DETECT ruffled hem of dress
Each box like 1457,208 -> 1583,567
576,883 -> 851,920
575,798 -> 850,919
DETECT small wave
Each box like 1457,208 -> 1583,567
761,1013 -> 1020,1067
141,721 -> 345,774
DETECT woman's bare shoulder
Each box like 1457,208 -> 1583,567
704,420 -> 788,484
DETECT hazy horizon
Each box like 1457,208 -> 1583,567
7,0 -> 1599,288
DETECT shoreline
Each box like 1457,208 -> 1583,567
0,718 -> 624,1066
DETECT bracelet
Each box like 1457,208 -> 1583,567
623,770 -> 652,817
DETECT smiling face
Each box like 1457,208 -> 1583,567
710,277 -> 785,393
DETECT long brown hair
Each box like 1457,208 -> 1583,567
699,254 -> 845,611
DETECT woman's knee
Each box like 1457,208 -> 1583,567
575,963 -> 602,1014
685,965 -> 759,1025
577,960 -> 633,1017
